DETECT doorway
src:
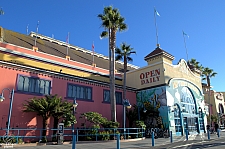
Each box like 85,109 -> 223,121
183,117 -> 198,135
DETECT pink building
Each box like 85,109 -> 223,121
0,27 -> 137,140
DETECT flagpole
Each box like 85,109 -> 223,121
66,32 -> 69,56
154,7 -> 159,47
182,30 -> 189,61
34,21 -> 39,46
92,41 -> 94,65
27,24 -> 29,35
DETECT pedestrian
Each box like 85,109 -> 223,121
215,123 -> 219,133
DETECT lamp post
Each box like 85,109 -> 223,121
72,97 -> 78,135
72,97 -> 78,149
0,88 -> 15,136
123,99 -> 131,139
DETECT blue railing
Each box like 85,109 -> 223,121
0,127 -> 145,144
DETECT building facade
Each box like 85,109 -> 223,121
126,46 -> 207,136
0,26 -> 208,137
0,27 -> 137,132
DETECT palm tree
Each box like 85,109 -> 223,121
187,58 -> 203,71
115,42 -> 136,100
23,96 -> 56,142
49,95 -> 76,140
98,6 -> 127,122
202,67 -> 217,126
202,67 -> 217,89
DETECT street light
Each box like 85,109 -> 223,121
123,99 -> 131,139
72,96 -> 78,149
72,97 -> 78,135
0,88 -> 15,136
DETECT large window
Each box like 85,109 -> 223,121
103,90 -> 122,104
17,75 -> 51,95
67,84 -> 92,101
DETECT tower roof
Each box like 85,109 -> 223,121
144,46 -> 174,61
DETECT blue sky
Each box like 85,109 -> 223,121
1,1 -> 225,91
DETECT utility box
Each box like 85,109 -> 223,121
57,123 -> 64,145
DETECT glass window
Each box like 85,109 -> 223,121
17,76 -> 24,91
103,90 -> 122,104
17,75 -> 51,95
67,84 -> 92,101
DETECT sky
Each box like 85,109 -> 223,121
0,1 -> 225,91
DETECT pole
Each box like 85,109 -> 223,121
72,135 -> 76,149
123,103 -> 126,140
6,89 -> 14,136
182,31 -> 189,61
170,131 -> 173,143
34,21 -> 39,46
152,131 -> 155,146
208,88 -> 211,131
154,7 -> 159,46
66,32 -> 70,56
117,134 -> 120,149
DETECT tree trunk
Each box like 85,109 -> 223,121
123,58 -> 127,128
41,117 -> 48,142
52,117 -> 59,141
110,29 -> 117,122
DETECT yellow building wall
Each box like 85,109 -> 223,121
126,58 -> 202,91
0,52 -> 122,85
164,59 -> 202,89
126,60 -> 165,89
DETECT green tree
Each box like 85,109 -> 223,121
202,67 -> 217,126
187,58 -> 203,71
115,42 -> 136,100
202,67 -> 217,88
23,96 -> 56,142
98,6 -> 127,122
49,95 -> 76,139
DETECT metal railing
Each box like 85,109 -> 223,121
0,127 -> 145,144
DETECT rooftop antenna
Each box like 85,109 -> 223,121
154,7 -> 160,47
34,21 -> 39,46
26,24 -> 29,35
182,30 -> 189,61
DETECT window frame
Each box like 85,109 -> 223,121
103,89 -> 122,104
67,83 -> 93,101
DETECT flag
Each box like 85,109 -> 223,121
66,32 -> 70,44
154,8 -> 160,17
92,42 -> 95,65
92,42 -> 95,54
66,32 -> 70,56
183,31 -> 189,38
36,21 -> 39,34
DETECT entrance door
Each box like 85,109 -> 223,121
183,117 -> 198,135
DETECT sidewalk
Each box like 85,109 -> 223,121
1,132 -> 224,149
